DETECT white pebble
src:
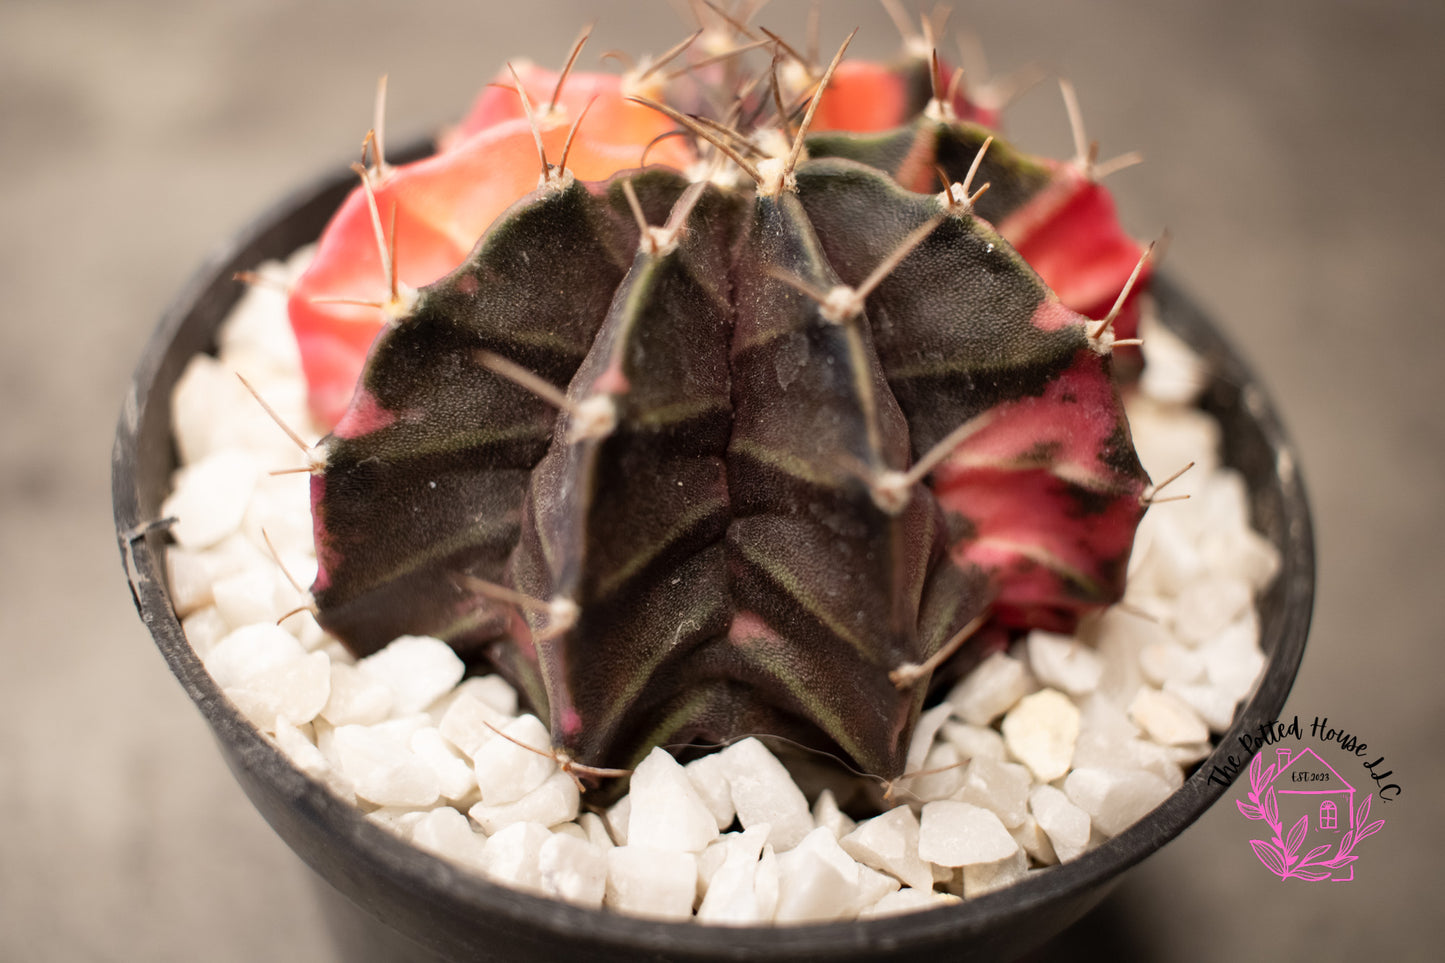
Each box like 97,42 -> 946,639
905,703 -> 956,772
210,568 -> 285,630
321,662 -> 395,727
954,755 -> 1032,829
1127,398 -> 1221,497
1072,730 -> 1183,790
1171,576 -> 1253,646
167,546 -> 217,617
203,623 -> 306,689
411,807 -> 488,872
272,717 -> 330,780
1026,631 -> 1103,695
839,805 -> 933,892
1064,767 -> 1173,837
1163,680 -> 1239,733
331,718 -> 440,809
1130,510 -> 1204,597
1001,689 -> 1080,783
172,353 -> 310,466
605,847 -> 698,920
860,888 -> 960,918
181,606 -> 230,657
357,636 -> 465,715
811,788 -> 855,839
718,738 -> 813,851
903,742 -> 965,803
1204,526 -> 1281,593
484,822 -> 552,894
436,686 -> 511,760
1138,311 -> 1210,405
1200,611 -> 1266,703
225,650 -> 331,731
1164,741 -> 1213,767
1128,688 -> 1209,746
1076,692 -> 1140,744
162,449 -> 261,549
774,827 -> 875,923
472,714 -> 555,805
367,807 -> 429,839
553,821 -> 588,843
627,747 -> 719,853
538,833 -> 607,908
605,795 -> 630,846
410,727 -> 478,802
1029,785 -> 1091,863
917,801 -> 1019,867
962,847 -> 1028,898
1089,609 -> 1171,706
696,826 -> 773,925
946,653 -> 1036,725
579,812 -> 615,851
1009,814 -> 1057,866
1139,640 -> 1205,685
458,674 -> 519,718
241,472 -> 316,559
940,721 -> 1007,763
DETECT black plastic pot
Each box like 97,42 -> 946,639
112,153 -> 1314,963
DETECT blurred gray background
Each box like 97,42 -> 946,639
2,0 -> 1439,959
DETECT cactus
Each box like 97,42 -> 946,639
296,21 -> 1152,783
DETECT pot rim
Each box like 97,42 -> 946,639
112,145 -> 1314,959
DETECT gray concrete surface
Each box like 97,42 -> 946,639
2,1 -> 1439,959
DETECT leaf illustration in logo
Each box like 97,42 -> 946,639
1357,818 -> 1384,843
1250,838 -> 1288,878
1236,799 -> 1265,820
1284,815 -> 1308,862
1263,785 -> 1280,827
1301,843 -> 1332,865
1293,868 -> 1332,882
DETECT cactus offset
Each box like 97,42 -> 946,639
297,22 -> 1151,782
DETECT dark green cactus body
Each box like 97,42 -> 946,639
312,156 -> 1148,780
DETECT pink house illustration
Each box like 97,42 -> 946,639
1261,746 -> 1356,881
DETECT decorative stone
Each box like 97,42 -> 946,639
412,807 -> 488,872
484,822 -> 551,893
955,756 -> 1033,829
696,825 -> 772,925
1128,688 -> 1210,746
1064,767 -> 1173,837
839,806 -> 933,892
685,751 -> 736,832
538,833 -> 607,908
945,653 -> 1036,726
1026,630 -> 1103,696
1001,689 -> 1080,783
357,635 -> 465,715
773,827 -> 871,923
1028,784 -> 1091,863
605,847 -> 697,920
917,801 -> 1019,868
717,738 -> 812,851
472,714 -> 555,805
627,747 -> 719,853
321,661 -> 394,727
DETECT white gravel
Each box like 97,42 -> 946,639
162,252 -> 1279,923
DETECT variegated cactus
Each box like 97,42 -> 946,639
292,14 -> 1153,784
